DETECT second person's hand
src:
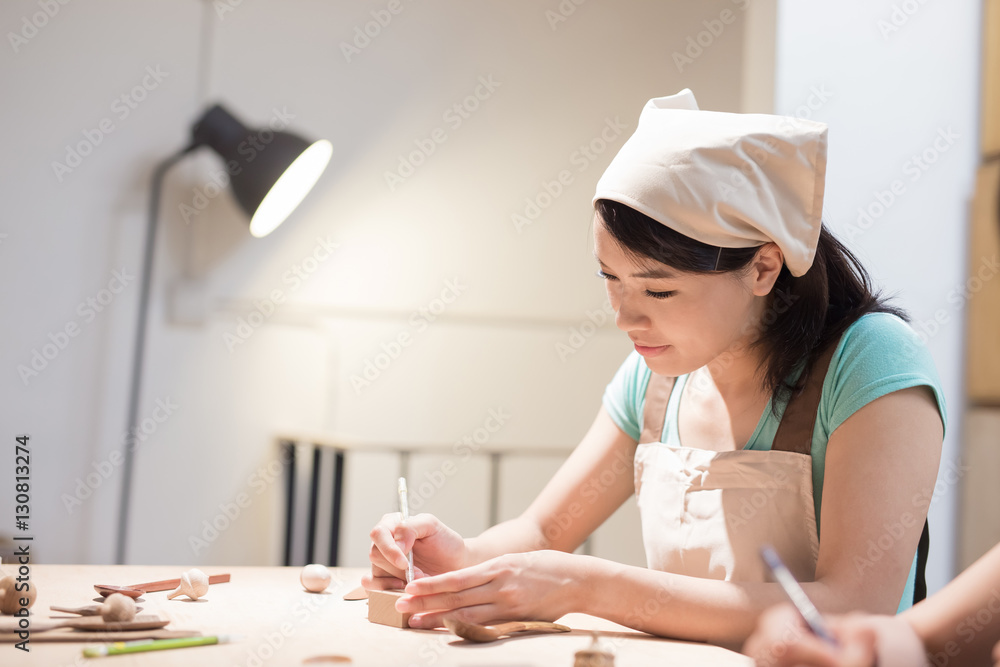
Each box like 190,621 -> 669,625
743,603 -> 930,667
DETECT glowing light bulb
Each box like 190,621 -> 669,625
249,139 -> 333,237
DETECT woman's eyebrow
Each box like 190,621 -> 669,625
595,256 -> 677,279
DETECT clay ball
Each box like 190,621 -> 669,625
101,593 -> 137,622
0,576 -> 36,615
300,564 -> 332,593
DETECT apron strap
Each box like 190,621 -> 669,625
914,519 -> 930,603
768,339 -> 932,605
639,373 -> 677,443
639,340 -> 837,449
771,342 -> 839,456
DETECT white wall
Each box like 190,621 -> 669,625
774,0 -> 981,593
1,0 -> 204,564
0,0 -> 746,566
1,0 -> 978,599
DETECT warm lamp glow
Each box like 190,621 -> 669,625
250,139 -> 334,237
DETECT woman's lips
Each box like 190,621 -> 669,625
633,343 -> 670,357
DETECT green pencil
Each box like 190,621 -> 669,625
82,634 -> 240,657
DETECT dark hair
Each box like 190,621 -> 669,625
594,199 -> 909,415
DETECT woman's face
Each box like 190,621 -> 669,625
593,216 -> 778,378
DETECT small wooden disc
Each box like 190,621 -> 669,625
302,656 -> 352,663
574,649 -> 615,667
342,586 -> 368,601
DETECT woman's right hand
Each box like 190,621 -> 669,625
362,512 -> 471,591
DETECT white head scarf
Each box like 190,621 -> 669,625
592,89 -> 828,277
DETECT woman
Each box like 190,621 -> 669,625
364,89 -> 947,646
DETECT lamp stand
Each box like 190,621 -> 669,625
115,144 -> 196,564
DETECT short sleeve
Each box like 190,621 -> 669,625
602,351 -> 652,442
820,312 -> 948,439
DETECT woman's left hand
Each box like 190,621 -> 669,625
396,550 -> 582,629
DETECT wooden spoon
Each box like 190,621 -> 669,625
94,573 -> 231,598
444,618 -> 571,643
0,614 -> 168,634
50,604 -> 143,616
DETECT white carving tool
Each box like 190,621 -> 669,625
760,545 -> 837,646
397,477 -> 414,584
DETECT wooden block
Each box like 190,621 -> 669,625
367,589 -> 411,628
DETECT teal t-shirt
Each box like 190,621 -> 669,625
602,312 -> 948,613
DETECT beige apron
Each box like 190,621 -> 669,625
634,345 -> 837,583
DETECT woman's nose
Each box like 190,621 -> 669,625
614,293 -> 649,332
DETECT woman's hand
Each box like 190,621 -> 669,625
395,550 -> 582,629
743,603 -> 929,667
362,512 -> 471,591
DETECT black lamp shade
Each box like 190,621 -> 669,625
191,104 -> 331,236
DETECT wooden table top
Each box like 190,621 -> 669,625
5,565 -> 752,666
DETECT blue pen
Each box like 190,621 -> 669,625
760,545 -> 838,646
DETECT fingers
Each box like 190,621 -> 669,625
832,625 -> 877,667
362,575 -> 406,591
394,513 -> 443,546
411,604 -> 506,630
369,512 -> 406,570
362,564 -> 406,592
370,513 -> 448,571
403,561 -> 492,597
745,604 -> 841,667
363,564 -> 429,591
993,638 -> 1000,666
394,561 -> 502,629
369,539 -> 407,579
828,616 -> 879,667
370,512 -> 410,572
745,604 -> 882,667
396,579 -> 495,616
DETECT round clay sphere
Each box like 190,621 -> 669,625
0,576 -> 36,615
101,593 -> 137,622
300,564 -> 332,593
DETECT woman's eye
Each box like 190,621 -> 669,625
598,270 -> 673,298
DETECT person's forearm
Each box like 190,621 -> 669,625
464,516 -> 550,565
574,556 -> 859,646
902,543 -> 1000,666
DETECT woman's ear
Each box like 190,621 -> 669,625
751,243 -> 784,296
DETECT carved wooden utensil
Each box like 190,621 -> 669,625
50,604 -> 143,616
0,614 -> 168,634
444,618 -> 571,643
94,573 -> 231,598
